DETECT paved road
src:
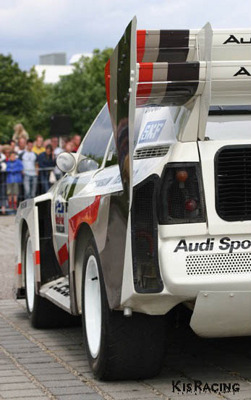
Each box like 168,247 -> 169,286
1,216 -> 251,400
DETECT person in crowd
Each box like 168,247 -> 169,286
51,136 -> 63,180
38,145 -> 56,193
17,137 -> 27,202
9,139 -> 17,152
12,123 -> 29,143
2,145 -> 11,161
43,138 -> 52,147
20,139 -> 38,199
65,140 -> 74,153
17,137 -> 27,156
71,134 -> 81,152
6,151 -> 23,211
32,134 -> 45,155
0,145 -> 7,215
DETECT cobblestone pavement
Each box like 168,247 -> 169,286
1,217 -> 251,400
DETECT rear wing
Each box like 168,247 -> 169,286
105,18 -> 251,202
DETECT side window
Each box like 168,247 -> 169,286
105,107 -> 145,167
80,104 -> 112,166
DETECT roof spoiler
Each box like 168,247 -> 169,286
105,18 -> 251,202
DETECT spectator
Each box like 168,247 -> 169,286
17,138 -> 27,202
2,145 -> 11,161
6,151 -> 23,210
17,137 -> 27,156
9,139 -> 17,152
0,146 -> 7,215
65,141 -> 74,153
38,145 -> 56,193
32,135 -> 45,155
51,136 -> 63,180
20,139 -> 38,199
12,123 -> 29,143
71,134 -> 81,152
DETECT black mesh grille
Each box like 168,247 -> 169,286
216,146 -> 251,221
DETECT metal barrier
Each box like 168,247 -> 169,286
0,168 -> 62,214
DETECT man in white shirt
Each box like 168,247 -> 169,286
19,139 -> 38,199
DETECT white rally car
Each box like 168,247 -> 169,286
15,18 -> 251,380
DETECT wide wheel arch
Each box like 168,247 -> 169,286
74,223 -> 94,314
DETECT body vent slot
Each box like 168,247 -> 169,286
134,146 -> 169,159
216,146 -> 251,221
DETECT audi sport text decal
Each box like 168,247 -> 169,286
174,237 -> 251,253
223,35 -> 251,44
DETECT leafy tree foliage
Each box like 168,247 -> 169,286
43,48 -> 112,135
0,54 -> 47,141
0,48 -> 112,142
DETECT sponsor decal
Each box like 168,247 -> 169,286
171,380 -> 240,395
20,201 -> 27,209
55,200 -> 65,232
53,284 -> 69,297
223,34 -> 251,44
174,237 -> 251,253
139,120 -> 165,143
55,216 -> 64,225
95,177 -> 112,187
55,200 -> 64,213
234,67 -> 251,76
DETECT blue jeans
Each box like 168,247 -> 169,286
24,175 -> 37,199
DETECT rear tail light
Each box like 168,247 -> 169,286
158,163 -> 206,224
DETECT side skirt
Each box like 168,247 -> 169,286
39,276 -> 70,313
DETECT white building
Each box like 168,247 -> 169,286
35,52 -> 92,84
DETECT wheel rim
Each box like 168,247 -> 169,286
26,237 -> 35,312
84,255 -> 102,358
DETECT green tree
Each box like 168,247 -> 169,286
0,54 -> 48,141
0,48 -> 112,142
43,48 -> 112,136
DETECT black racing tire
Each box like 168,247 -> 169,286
23,229 -> 78,329
82,238 -> 167,381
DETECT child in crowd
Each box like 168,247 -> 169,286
6,152 -> 23,210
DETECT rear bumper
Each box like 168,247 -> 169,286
159,233 -> 251,337
190,290 -> 251,337
159,234 -> 251,298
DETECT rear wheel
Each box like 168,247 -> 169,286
23,229 -> 78,329
82,238 -> 167,380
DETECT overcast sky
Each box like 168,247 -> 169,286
1,0 -> 251,70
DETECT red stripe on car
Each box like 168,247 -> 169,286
137,30 -> 146,62
136,62 -> 153,105
17,263 -> 22,275
69,195 -> 101,242
33,251 -> 40,265
58,243 -> 69,266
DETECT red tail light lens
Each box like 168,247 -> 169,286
158,163 -> 206,224
176,170 -> 188,183
185,199 -> 197,212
